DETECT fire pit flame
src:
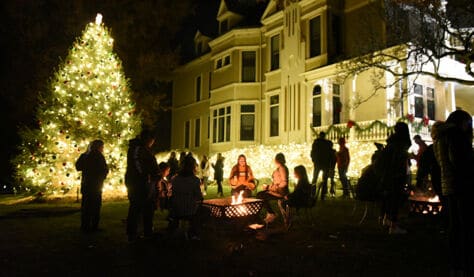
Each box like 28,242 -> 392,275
231,190 -> 244,205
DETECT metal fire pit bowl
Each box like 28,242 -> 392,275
202,198 -> 263,219
408,195 -> 443,215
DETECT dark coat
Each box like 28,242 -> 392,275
311,138 -> 333,169
76,150 -> 108,194
434,123 -> 474,196
212,158 -> 224,181
124,138 -> 159,199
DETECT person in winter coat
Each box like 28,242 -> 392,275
167,155 -> 203,239
310,131 -> 333,200
76,139 -> 109,232
124,130 -> 159,242
336,137 -> 351,198
433,110 -> 474,276
378,122 -> 411,235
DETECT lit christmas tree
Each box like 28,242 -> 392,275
13,14 -> 141,195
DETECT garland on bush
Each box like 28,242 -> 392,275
312,114 -> 431,138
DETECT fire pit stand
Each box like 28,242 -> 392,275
408,195 -> 443,216
202,198 -> 264,219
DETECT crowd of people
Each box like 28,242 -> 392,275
75,109 -> 472,276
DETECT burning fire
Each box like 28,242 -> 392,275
231,190 -> 245,205
428,195 -> 439,203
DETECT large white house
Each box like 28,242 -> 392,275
170,0 -> 473,163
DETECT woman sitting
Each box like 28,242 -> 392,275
285,165 -> 312,209
229,154 -> 256,198
257,152 -> 289,224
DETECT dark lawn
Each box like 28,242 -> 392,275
0,189 -> 448,277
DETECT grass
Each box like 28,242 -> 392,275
0,184 -> 449,276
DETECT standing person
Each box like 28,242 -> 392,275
378,122 -> 411,234
156,162 -> 171,212
168,155 -> 203,239
75,139 -> 109,232
199,155 -> 210,196
433,110 -> 473,276
411,135 -> 428,167
124,130 -> 159,242
167,151 -> 179,180
257,152 -> 289,224
229,154 -> 256,198
212,153 -> 225,197
336,137 -> 351,198
310,131 -> 333,200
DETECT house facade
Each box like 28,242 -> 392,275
170,0 -> 473,158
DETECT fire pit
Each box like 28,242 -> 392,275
408,193 -> 443,215
202,197 -> 263,219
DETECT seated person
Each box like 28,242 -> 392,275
257,153 -> 289,224
229,154 -> 256,198
167,155 -> 203,239
285,165 -> 312,209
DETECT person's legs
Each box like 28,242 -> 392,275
338,167 -> 350,196
143,199 -> 155,236
217,180 -> 223,196
81,193 -> 91,231
90,191 -> 102,230
312,165 -> 321,185
320,168 -> 329,199
126,197 -> 142,241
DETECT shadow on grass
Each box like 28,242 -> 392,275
0,207 -> 80,219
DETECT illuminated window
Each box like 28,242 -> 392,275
184,120 -> 190,148
414,83 -> 436,120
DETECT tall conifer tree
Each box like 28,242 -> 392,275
14,14 -> 141,195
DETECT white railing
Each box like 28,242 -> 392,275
311,118 -> 434,143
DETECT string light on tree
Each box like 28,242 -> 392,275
13,13 -> 141,195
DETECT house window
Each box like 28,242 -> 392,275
271,34 -> 280,71
224,55 -> 230,66
414,83 -> 424,118
184,120 -> 190,149
309,16 -> 321,58
270,95 -> 279,137
194,118 -> 200,147
413,83 -> 436,120
312,85 -> 322,127
427,87 -> 435,120
212,106 -> 231,143
240,105 -> 255,141
215,55 -> 231,70
195,75 -> 201,102
216,59 -> 222,70
333,84 -> 341,124
242,51 -> 256,82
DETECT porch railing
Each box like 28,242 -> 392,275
311,118 -> 433,143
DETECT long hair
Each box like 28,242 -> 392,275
294,165 -> 309,185
275,152 -> 286,165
